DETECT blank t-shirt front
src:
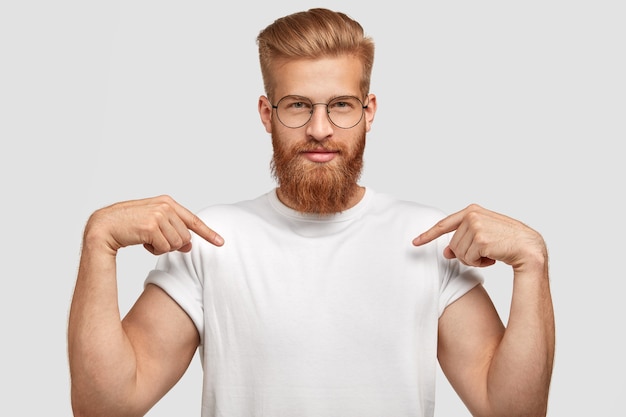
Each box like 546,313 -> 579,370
146,188 -> 482,417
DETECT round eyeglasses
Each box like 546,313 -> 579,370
272,95 -> 368,129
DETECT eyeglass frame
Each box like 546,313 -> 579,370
271,94 -> 370,129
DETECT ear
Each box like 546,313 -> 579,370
258,96 -> 273,133
363,93 -> 377,132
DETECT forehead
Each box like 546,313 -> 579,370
271,55 -> 363,100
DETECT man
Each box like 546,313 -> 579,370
68,8 -> 554,417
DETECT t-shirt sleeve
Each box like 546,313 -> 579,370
145,249 -> 205,344
436,234 -> 484,317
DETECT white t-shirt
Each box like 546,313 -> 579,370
146,188 -> 482,417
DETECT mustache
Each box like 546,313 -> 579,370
295,141 -> 341,153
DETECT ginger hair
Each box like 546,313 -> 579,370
257,8 -> 375,101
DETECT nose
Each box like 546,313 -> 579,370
305,103 -> 334,140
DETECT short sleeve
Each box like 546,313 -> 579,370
145,250 -> 205,344
436,234 -> 484,317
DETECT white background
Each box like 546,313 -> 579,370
1,1 -> 624,415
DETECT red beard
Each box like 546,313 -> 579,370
270,129 -> 366,215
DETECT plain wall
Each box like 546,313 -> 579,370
1,1 -> 624,415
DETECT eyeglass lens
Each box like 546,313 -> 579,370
275,96 -> 365,129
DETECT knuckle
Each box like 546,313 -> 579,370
155,201 -> 174,214
474,233 -> 489,247
189,214 -> 207,233
155,194 -> 174,203
466,210 -> 481,221
434,220 -> 447,231
152,195 -> 177,212
143,219 -> 161,234
170,239 -> 184,251
189,214 -> 202,228
173,232 -> 190,248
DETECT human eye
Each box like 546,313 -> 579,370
281,96 -> 311,112
329,97 -> 358,112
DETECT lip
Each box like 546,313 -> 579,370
301,149 -> 338,163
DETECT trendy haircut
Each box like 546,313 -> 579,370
257,8 -> 375,102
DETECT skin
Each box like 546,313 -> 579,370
68,55 -> 554,417
415,206 -> 555,417
68,196 -> 223,417
258,55 -> 377,211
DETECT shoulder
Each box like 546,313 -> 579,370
195,192 -> 273,223
367,189 -> 448,225
191,192 -> 283,245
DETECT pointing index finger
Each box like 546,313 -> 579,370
412,209 -> 465,246
188,213 -> 224,247
174,203 -> 224,247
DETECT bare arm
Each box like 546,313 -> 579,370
414,204 -> 555,417
67,195 -> 223,417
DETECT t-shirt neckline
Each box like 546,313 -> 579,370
267,187 -> 373,223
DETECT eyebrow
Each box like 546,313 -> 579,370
282,94 -> 360,102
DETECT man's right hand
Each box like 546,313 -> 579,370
69,194 -> 220,417
85,195 -> 224,256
